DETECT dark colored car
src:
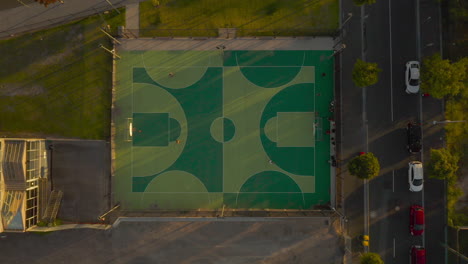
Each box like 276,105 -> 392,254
407,123 -> 422,153
410,205 -> 424,235
411,245 -> 426,264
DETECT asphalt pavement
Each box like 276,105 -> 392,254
0,0 -> 144,39
339,0 -> 446,263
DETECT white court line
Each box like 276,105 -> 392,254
222,64 -> 225,193
131,68 -> 134,191
140,192 -> 309,194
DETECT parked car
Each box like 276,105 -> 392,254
411,245 -> 426,264
409,161 -> 424,192
407,123 -> 422,153
410,205 -> 425,235
406,61 -> 420,94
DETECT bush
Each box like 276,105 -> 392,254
352,59 -> 382,87
421,54 -> 468,98
428,148 -> 459,181
360,252 -> 384,264
348,152 -> 380,179
36,221 -> 47,227
53,218 -> 63,226
353,0 -> 377,6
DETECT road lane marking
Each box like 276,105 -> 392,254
422,183 -> 425,248
416,0 -> 421,60
389,0 -> 394,122
392,170 -> 395,192
361,4 -> 369,253
415,0 -> 425,250
393,237 -> 396,258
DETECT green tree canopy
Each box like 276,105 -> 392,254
360,252 -> 384,264
428,148 -> 460,180
347,152 -> 380,179
34,0 -> 62,7
352,59 -> 382,87
354,0 -> 377,6
421,54 -> 468,98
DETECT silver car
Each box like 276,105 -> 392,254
409,161 -> 423,192
405,61 -> 420,94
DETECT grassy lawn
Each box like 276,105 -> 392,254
0,10 -> 125,139
139,0 -> 338,37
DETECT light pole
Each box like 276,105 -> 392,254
105,0 -> 120,14
100,27 -> 121,44
423,16 -> 432,24
15,0 -> 30,7
329,44 -> 346,59
99,44 -> 121,59
330,206 -> 347,222
339,13 -> 353,32
433,120 -> 467,125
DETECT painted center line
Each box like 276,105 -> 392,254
393,237 -> 396,258
389,0 -> 394,122
392,170 -> 395,192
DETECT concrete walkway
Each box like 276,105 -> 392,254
0,0 -> 144,39
29,223 -> 111,232
118,37 -> 335,51
125,2 -> 139,37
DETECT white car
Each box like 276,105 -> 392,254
405,61 -> 420,94
409,161 -> 423,192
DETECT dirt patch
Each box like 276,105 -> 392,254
37,49 -> 73,66
0,83 -> 45,96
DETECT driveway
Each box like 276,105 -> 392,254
0,217 -> 343,264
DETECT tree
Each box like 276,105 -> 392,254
352,59 -> 382,87
347,152 -> 380,179
428,148 -> 459,180
421,53 -> 468,98
34,0 -> 63,7
354,0 -> 377,6
360,252 -> 384,264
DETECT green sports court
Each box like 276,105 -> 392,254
113,46 -> 334,210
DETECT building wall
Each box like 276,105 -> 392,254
0,139 -> 48,232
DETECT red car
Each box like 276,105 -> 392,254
411,245 -> 426,264
410,205 -> 425,235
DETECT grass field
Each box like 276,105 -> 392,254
0,10 -> 125,139
139,0 -> 338,37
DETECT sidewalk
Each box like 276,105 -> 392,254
0,0 -> 144,39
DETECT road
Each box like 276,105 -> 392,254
0,0 -> 143,39
339,0 -> 446,263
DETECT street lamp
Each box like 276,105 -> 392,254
15,0 -> 30,7
328,44 -> 346,59
423,16 -> 432,24
330,206 -> 347,221
339,13 -> 353,32
433,120 -> 467,125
